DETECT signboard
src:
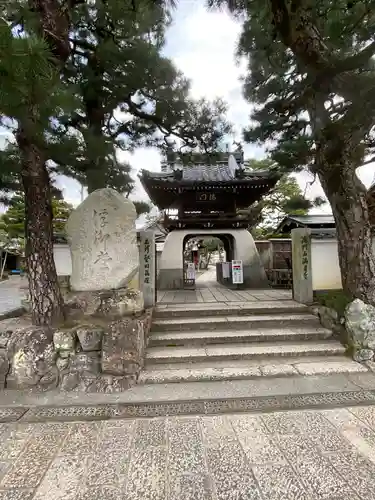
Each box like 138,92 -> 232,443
139,231 -> 155,307
196,192 -> 217,202
186,263 -> 196,280
231,260 -> 243,284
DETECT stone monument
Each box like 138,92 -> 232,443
0,189 -> 156,393
66,188 -> 139,291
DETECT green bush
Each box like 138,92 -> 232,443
314,290 -> 351,318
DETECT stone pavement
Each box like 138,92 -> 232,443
0,278 -> 24,316
157,287 -> 292,304
2,406 -> 375,499
157,264 -> 294,303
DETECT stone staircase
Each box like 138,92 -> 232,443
139,300 -> 364,385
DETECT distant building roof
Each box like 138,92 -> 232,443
142,166 -> 274,184
275,214 -> 336,234
140,154 -> 280,211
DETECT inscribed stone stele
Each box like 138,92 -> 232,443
66,188 -> 139,291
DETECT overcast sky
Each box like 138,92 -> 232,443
3,2 -> 375,213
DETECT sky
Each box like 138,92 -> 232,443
2,2 -> 374,214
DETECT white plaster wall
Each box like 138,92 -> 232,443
159,229 -> 260,270
311,237 -> 375,290
311,239 -> 342,290
53,244 -> 72,276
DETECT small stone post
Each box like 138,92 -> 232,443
292,228 -> 313,304
139,231 -> 156,308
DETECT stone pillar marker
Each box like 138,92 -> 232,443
292,228 -> 313,304
66,188 -> 139,291
139,230 -> 156,308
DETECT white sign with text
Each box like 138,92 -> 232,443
231,260 -> 243,284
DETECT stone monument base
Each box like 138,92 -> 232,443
1,288 -> 153,393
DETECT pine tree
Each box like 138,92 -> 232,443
0,193 -> 72,243
209,0 -> 375,304
1,0 -> 231,326
50,0 -> 231,193
241,159 -> 325,234
0,13 -> 72,324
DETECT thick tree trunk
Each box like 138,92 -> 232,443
316,151 -> 375,305
16,127 -> 65,326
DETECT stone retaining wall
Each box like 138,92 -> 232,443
0,290 -> 153,393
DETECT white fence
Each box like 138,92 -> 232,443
311,237 -> 375,291
53,244 -> 72,276
292,228 -> 375,303
311,239 -> 342,290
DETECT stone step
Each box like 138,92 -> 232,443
148,327 -> 332,347
154,300 -> 310,318
145,340 -> 345,365
151,313 -> 321,332
139,357 -> 367,384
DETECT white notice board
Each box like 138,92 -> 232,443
187,263 -> 196,280
231,260 -> 243,284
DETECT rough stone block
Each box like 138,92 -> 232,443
0,317 -> 32,348
86,374 -> 132,393
53,330 -> 76,353
56,357 -> 69,371
65,288 -> 144,319
101,318 -> 145,376
76,325 -> 103,351
0,351 -> 9,389
7,326 -> 57,388
70,352 -> 101,374
353,348 -> 374,363
345,299 -> 375,350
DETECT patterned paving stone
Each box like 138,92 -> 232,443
77,485 -> 123,500
261,410 -> 336,435
0,490 -> 35,500
58,422 -> 100,456
125,446 -> 167,500
201,416 -> 261,499
0,425 -> 68,489
124,419 -> 167,499
0,450 -> 51,489
327,448 -> 375,500
0,427 -> 30,461
253,463 -> 310,500
0,464 -> 11,484
275,434 -> 359,499
33,455 -> 87,500
167,417 -> 213,500
85,422 -> 134,486
348,405 -> 375,430
230,415 -> 285,465
3,408 -> 375,499
322,408 -> 375,461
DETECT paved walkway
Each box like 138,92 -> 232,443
2,406 -> 375,499
195,265 -> 219,288
157,288 -> 292,303
157,267 -> 292,304
0,278 -> 24,315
